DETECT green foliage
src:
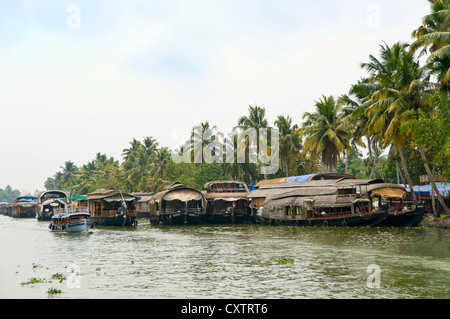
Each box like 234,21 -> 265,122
0,185 -> 21,203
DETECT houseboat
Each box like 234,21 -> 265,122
37,190 -> 70,220
202,181 -> 251,224
132,192 -> 155,218
149,182 -> 206,225
252,184 -> 388,226
86,188 -> 138,226
0,202 -> 9,215
364,182 -> 425,227
11,196 -> 39,218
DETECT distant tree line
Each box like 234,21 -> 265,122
0,186 -> 21,203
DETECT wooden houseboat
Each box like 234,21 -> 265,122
0,202 -> 9,215
132,192 -> 155,219
37,190 -> 70,220
149,182 -> 206,225
252,184 -> 388,226
361,182 -> 425,227
11,196 -> 39,218
202,181 -> 251,224
86,188 -> 138,226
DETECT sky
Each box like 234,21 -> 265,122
0,0 -> 431,194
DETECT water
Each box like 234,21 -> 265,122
0,215 -> 449,299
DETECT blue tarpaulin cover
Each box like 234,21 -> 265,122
407,183 -> 449,197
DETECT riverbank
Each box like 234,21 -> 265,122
419,215 -> 450,229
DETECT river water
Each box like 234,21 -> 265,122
0,215 -> 449,299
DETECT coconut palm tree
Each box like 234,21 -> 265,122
274,115 -> 303,176
411,0 -> 450,87
362,42 -> 428,201
301,95 -> 352,172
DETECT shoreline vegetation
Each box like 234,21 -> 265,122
3,1 -> 450,218
419,215 -> 450,229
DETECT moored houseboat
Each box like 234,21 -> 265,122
202,181 -> 251,224
149,182 -> 206,225
86,188 -> 138,226
252,185 -> 388,226
37,190 -> 70,220
365,183 -> 425,227
0,202 -> 9,215
11,196 -> 39,218
132,192 -> 155,219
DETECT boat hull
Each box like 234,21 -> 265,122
207,212 -> 251,224
254,210 -> 388,227
377,205 -> 425,227
50,221 -> 91,232
151,212 -> 204,225
12,211 -> 36,218
90,214 -> 137,226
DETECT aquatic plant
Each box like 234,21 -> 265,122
274,258 -> 294,265
32,263 -> 43,270
47,287 -> 63,295
21,277 -> 45,285
52,273 -> 67,283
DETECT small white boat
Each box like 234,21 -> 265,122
49,211 -> 91,232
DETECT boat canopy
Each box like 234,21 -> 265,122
164,189 -> 203,202
370,187 -> 406,199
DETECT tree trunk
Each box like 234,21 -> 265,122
344,151 -> 348,174
367,136 -> 376,179
398,145 -> 417,203
419,145 -> 450,216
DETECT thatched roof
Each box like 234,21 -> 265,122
151,183 -> 204,203
86,188 -> 137,202
255,173 -> 357,187
202,180 -> 249,201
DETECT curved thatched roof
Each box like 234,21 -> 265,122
151,183 -> 205,203
86,188 -> 136,201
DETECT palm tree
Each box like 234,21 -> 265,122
274,115 -> 303,176
60,161 -> 79,189
237,105 -> 271,178
411,0 -> 450,87
151,147 -> 172,179
301,95 -> 352,172
361,42 -> 426,201
339,78 -> 382,178
189,121 -> 222,164
122,138 -> 142,163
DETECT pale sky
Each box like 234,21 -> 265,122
0,0 -> 431,193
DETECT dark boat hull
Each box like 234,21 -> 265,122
207,212 -> 251,224
151,212 -> 204,225
377,205 -> 425,227
254,210 -> 388,227
91,214 -> 137,226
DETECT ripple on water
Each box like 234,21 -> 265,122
1,216 -> 449,298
